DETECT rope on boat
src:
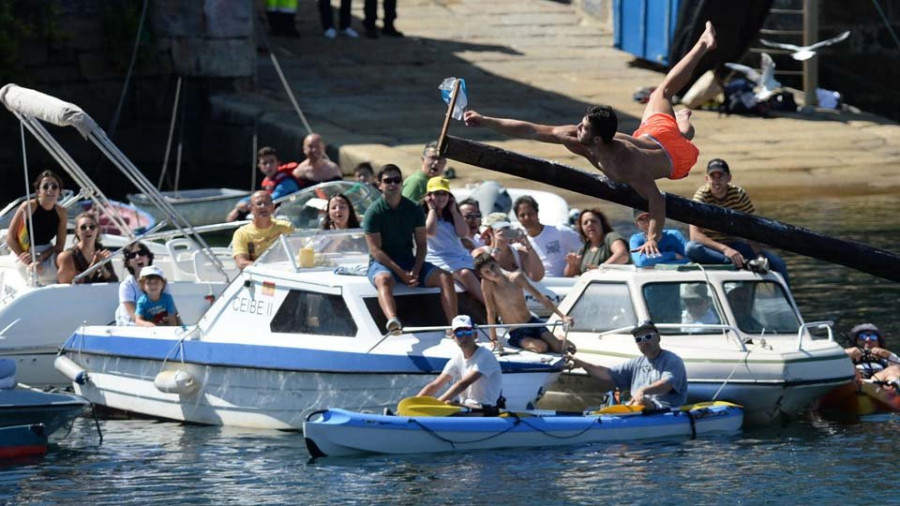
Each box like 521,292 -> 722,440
158,76 -> 183,190
685,410 -> 697,440
408,416 -> 523,448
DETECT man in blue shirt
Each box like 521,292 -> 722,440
629,209 -> 688,267
569,320 -> 688,408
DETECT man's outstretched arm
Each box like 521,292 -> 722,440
464,110 -> 573,144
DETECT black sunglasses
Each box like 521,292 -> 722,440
79,224 -> 97,231
41,183 -> 59,191
125,250 -> 149,259
381,176 -> 402,185
464,213 -> 482,220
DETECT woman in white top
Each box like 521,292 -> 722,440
115,242 -> 169,325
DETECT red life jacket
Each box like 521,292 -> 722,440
261,162 -> 298,193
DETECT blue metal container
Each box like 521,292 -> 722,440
613,0 -> 681,66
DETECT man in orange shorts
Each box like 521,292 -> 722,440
464,22 -> 716,257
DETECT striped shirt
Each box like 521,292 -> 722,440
692,184 -> 755,243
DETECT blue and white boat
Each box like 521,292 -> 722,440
302,401 -> 743,457
56,230 -> 564,429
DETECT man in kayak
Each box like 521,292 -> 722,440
568,320 -> 687,408
463,21 -> 717,258
417,315 -> 504,415
845,323 -> 900,388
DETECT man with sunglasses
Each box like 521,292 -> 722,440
845,323 -> 900,388
364,164 -> 458,334
458,198 -> 484,251
416,315 -> 503,415
568,320 -> 687,408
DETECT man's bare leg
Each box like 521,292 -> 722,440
642,21 -> 717,123
676,109 -> 695,140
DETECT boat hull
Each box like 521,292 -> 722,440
68,352 -> 558,430
0,424 -> 47,459
302,403 -> 743,457
128,189 -> 250,227
0,389 -> 89,437
815,380 -> 900,417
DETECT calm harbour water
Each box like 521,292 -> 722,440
2,193 -> 899,504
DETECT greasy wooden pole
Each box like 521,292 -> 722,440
442,135 -> 900,283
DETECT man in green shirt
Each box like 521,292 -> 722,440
365,164 -> 458,334
401,141 -> 446,204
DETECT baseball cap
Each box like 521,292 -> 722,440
631,320 -> 658,336
426,176 -> 451,194
680,283 -> 709,300
451,315 -> 474,331
139,265 -> 166,280
706,158 -> 730,175
633,208 -> 649,220
483,212 -> 511,230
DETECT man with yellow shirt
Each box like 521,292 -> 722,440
232,191 -> 294,270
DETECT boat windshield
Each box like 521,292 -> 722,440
567,282 -> 636,332
275,181 -> 379,230
256,229 -> 371,269
722,281 -> 801,335
642,282 -> 725,335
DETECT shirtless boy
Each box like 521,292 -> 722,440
474,252 -> 573,354
464,21 -> 717,257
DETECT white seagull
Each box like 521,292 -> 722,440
725,52 -> 781,101
760,30 -> 850,61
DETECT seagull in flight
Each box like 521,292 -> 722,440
725,53 -> 781,101
760,30 -> 850,61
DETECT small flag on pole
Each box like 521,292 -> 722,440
439,77 -> 468,120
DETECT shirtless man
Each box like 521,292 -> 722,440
464,21 -> 717,257
474,253 -> 572,354
292,133 -> 343,188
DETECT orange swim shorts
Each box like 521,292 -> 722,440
632,113 -> 699,180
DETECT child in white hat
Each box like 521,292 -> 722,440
135,266 -> 179,327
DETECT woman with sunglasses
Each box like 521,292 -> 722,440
57,212 -> 118,284
5,170 -> 68,284
422,177 -> 484,304
115,242 -> 170,326
845,323 -> 900,387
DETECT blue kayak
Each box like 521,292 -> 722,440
303,402 -> 743,457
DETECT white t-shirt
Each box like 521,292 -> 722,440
527,225 -> 583,277
441,345 -> 503,407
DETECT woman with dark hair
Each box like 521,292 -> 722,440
423,177 -> 484,304
115,241 -> 166,326
322,194 -> 360,230
563,208 -> 630,277
6,170 -> 68,284
845,323 -> 900,387
57,212 -> 118,284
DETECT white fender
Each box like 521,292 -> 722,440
54,356 -> 89,385
154,369 -> 200,395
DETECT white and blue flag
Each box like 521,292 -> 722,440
439,77 -> 468,120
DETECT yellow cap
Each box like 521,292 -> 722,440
426,176 -> 451,194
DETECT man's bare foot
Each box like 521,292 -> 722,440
675,109 -> 695,140
700,21 -> 717,51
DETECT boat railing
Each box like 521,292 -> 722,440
597,323 -> 750,352
796,320 -> 834,351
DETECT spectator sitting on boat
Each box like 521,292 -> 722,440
458,198 -> 484,251
402,141 -> 446,204
515,196 -> 583,277
568,320 -> 688,408
475,253 -> 573,354
685,158 -> 789,285
134,266 -> 179,327
6,169 -> 68,285
422,177 -> 484,305
472,213 -> 544,282
322,193 -> 361,230
680,283 -> 719,328
416,315 -> 503,415
725,283 -> 764,334
363,164 -> 458,334
227,146 -> 300,222
292,133 -> 343,189
57,212 -> 118,284
232,191 -> 295,270
629,209 -> 688,266
564,208 -> 628,277
115,242 -> 174,326
353,162 -> 378,190
845,323 -> 900,387
463,22 -> 718,258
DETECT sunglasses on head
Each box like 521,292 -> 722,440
125,250 -> 149,260
381,176 -> 402,185
453,328 -> 475,338
79,223 -> 97,232
858,332 -> 880,342
634,333 -> 657,343
41,183 -> 59,191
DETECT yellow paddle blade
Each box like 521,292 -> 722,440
396,396 -> 464,417
591,404 -> 645,415
680,400 -> 743,411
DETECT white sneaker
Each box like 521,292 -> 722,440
324,28 -> 337,39
342,27 -> 359,38
386,317 -> 402,335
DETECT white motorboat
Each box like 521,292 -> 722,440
55,230 -> 564,429
540,264 -> 855,425
128,188 -> 250,228
452,180 -> 573,229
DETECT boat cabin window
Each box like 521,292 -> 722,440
642,282 -> 724,335
567,282 -> 635,332
723,281 -> 800,335
270,290 -> 358,336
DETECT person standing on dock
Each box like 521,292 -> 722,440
464,21 -> 718,259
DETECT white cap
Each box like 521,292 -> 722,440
451,315 -> 473,331
139,265 -> 166,280
489,221 -> 511,231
